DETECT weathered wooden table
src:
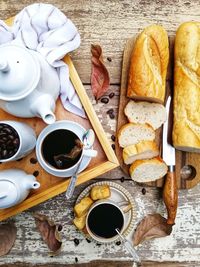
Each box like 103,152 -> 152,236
0,1 -> 200,266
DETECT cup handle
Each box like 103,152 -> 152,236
83,149 -> 97,158
118,201 -> 132,213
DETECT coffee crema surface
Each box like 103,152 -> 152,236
42,129 -> 82,169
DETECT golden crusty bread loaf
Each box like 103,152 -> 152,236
127,25 -> 169,103
173,22 -> 200,152
123,140 -> 159,165
90,185 -> 111,200
74,197 -> 93,218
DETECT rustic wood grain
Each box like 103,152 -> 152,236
0,0 -> 200,265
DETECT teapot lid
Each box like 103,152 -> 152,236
0,44 -> 40,101
0,180 -> 18,209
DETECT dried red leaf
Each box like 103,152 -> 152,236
34,213 -> 62,254
0,223 -> 17,256
91,44 -> 110,100
133,214 -> 173,246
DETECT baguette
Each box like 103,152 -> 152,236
129,157 -> 167,182
118,123 -> 155,148
173,22 -> 200,152
124,100 -> 167,130
123,140 -> 159,165
127,25 -> 169,103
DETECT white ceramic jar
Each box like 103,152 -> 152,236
0,169 -> 40,209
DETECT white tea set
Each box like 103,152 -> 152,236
0,44 -> 97,210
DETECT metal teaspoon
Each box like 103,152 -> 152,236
65,129 -> 95,199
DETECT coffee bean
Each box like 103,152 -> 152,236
107,108 -> 114,114
75,257 -> 78,263
142,188 -> 146,195
116,241 -> 121,246
33,171 -> 39,177
8,135 -> 14,140
86,238 -> 91,243
107,57 -> 112,62
57,225 -> 63,231
101,97 -> 109,104
96,243 -> 101,247
2,150 -> 7,158
74,238 -> 79,246
109,113 -> 115,119
120,177 -> 125,183
111,135 -> 115,142
111,144 -> 115,150
4,127 -> 12,134
109,92 -> 115,98
13,138 -> 19,147
30,158 -> 38,164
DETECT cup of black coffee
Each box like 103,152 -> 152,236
0,121 -> 36,162
36,120 -> 97,177
86,200 -> 130,243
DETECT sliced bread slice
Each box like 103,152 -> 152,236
123,140 -> 159,165
118,123 -> 155,148
129,157 -> 167,182
124,100 -> 167,129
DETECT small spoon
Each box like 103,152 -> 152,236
65,129 -> 95,199
115,229 -> 141,264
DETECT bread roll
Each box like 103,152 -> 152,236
90,185 -> 111,200
123,140 -> 159,165
118,123 -> 155,148
127,25 -> 169,103
173,22 -> 200,152
74,197 -> 93,218
73,215 -> 86,230
129,157 -> 167,183
124,100 -> 167,130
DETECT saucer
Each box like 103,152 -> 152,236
76,181 -> 137,242
36,120 -> 92,178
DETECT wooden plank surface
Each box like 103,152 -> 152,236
0,0 -> 200,265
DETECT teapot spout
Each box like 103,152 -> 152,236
25,175 -> 40,190
30,94 -> 56,124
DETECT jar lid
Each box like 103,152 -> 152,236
0,45 -> 40,101
0,180 -> 18,209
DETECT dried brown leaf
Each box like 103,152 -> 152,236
0,223 -> 17,256
34,213 -> 62,254
91,44 -> 110,100
133,214 -> 173,246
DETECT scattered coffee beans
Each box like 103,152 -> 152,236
0,124 -> 20,160
30,157 -> 38,164
109,92 -> 115,98
57,225 -> 63,231
74,238 -> 79,246
86,238 -> 91,243
107,57 -> 112,62
109,113 -> 115,119
111,144 -> 115,150
33,170 -> 39,177
141,188 -> 146,195
107,108 -> 114,114
101,97 -> 109,104
111,135 -> 115,142
116,241 -> 121,246
75,257 -> 78,263
120,177 -> 125,183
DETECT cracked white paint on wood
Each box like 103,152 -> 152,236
0,0 -> 200,265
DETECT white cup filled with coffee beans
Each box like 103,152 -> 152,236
0,121 -> 36,162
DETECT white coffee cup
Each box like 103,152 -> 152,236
36,120 -> 97,177
86,199 -> 132,243
0,120 -> 36,162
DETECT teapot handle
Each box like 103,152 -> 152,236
0,192 -> 8,199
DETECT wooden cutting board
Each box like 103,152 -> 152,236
115,36 -> 200,189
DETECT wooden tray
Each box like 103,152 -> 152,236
116,36 -> 200,190
0,19 -> 119,221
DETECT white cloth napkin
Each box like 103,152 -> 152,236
0,3 -> 85,118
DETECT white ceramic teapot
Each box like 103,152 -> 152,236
0,44 -> 60,124
0,169 -> 40,209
